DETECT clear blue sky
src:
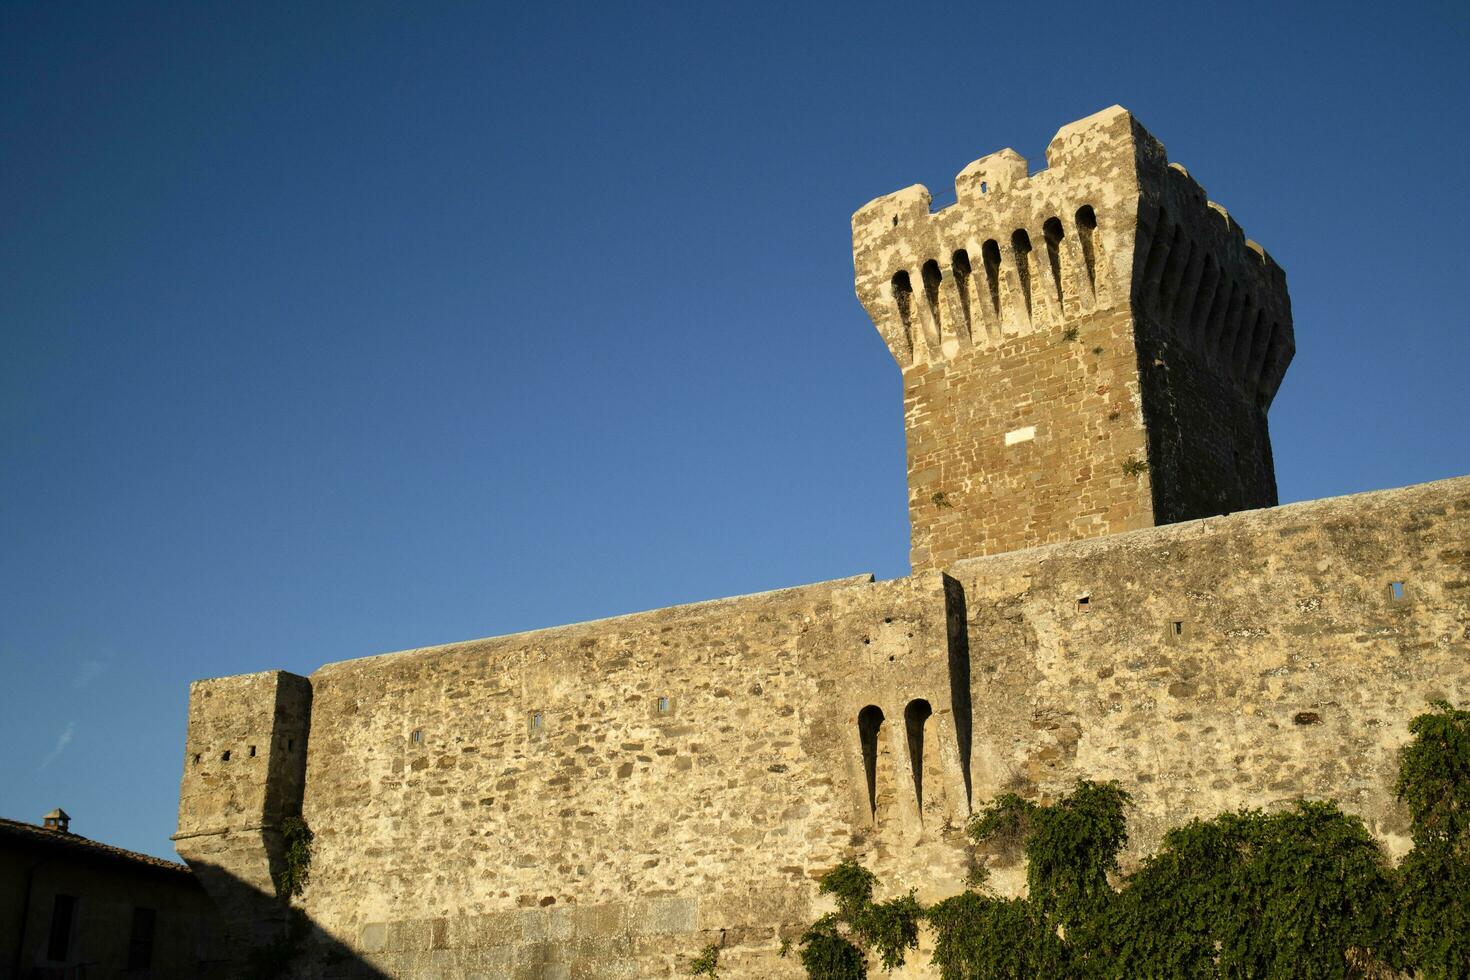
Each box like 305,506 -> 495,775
2,1 -> 1466,860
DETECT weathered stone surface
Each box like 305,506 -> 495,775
173,109 -> 1466,979
853,106 -> 1292,569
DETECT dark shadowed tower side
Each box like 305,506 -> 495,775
173,670 -> 313,957
852,106 -> 1294,571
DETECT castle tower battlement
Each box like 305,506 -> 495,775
853,106 -> 1294,570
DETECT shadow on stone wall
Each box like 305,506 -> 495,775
943,574 -> 973,810
184,860 -> 389,980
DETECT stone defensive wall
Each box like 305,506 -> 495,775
175,474 -> 1470,978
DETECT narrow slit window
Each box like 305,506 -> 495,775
1172,621 -> 1184,636
410,730 -> 423,745
904,699 -> 933,815
1075,205 -> 1098,288
1043,217 -> 1065,310
192,753 -> 201,765
891,270 -> 914,354
286,737 -> 295,752
530,712 -> 544,732
1390,581 -> 1406,601
857,705 -> 885,822
657,696 -> 671,714
1011,229 -> 1034,319
248,745 -> 256,758
220,750 -> 231,762
921,259 -> 943,337
981,240 -> 1002,318
951,249 -> 973,336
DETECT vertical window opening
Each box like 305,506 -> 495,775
248,745 -> 257,758
47,894 -> 76,962
1160,237 -> 1194,318
127,907 -> 156,970
410,730 -> 422,745
891,270 -> 914,355
857,705 -> 885,822
921,259 -> 943,337
951,249 -> 974,338
1145,215 -> 1179,307
904,699 -> 933,815
1230,302 -> 1259,377
1390,581 -> 1406,601
1011,229 -> 1034,319
1043,217 -> 1066,312
980,240 -> 1003,319
530,711 -> 544,732
657,696 -> 671,714
1075,205 -> 1098,288
220,750 -> 231,762
1205,278 -> 1235,351
1188,256 -> 1218,338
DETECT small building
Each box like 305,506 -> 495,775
1,808 -> 227,979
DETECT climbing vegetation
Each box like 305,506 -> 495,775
687,941 -> 721,977
784,702 -> 1469,979
275,816 -> 314,899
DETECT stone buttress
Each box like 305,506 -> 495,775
174,670 -> 313,956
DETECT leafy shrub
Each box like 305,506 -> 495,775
785,703 -> 1469,980
275,816 -> 314,899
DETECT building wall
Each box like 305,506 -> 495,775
0,846 -> 225,980
294,572 -> 971,978
950,474 -> 1470,888
175,476 -> 1470,978
900,305 -> 1154,571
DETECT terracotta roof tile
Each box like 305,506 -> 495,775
0,816 -> 192,877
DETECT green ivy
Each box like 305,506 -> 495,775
275,816 -> 314,899
1394,701 -> 1470,978
791,861 -> 922,979
797,916 -> 869,980
928,891 -> 1069,979
687,942 -> 720,977
785,702 -> 1469,980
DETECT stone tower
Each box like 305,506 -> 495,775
173,670 -> 312,950
853,106 -> 1293,571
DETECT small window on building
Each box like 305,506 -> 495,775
47,894 -> 76,962
657,697 -> 671,715
410,730 -> 423,745
221,750 -> 231,762
1172,621 -> 1184,636
530,711 -> 544,732
1390,581 -> 1406,601
192,753 -> 201,765
127,907 -> 156,970
1076,595 -> 1090,612
248,745 -> 257,757
286,737 -> 295,752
